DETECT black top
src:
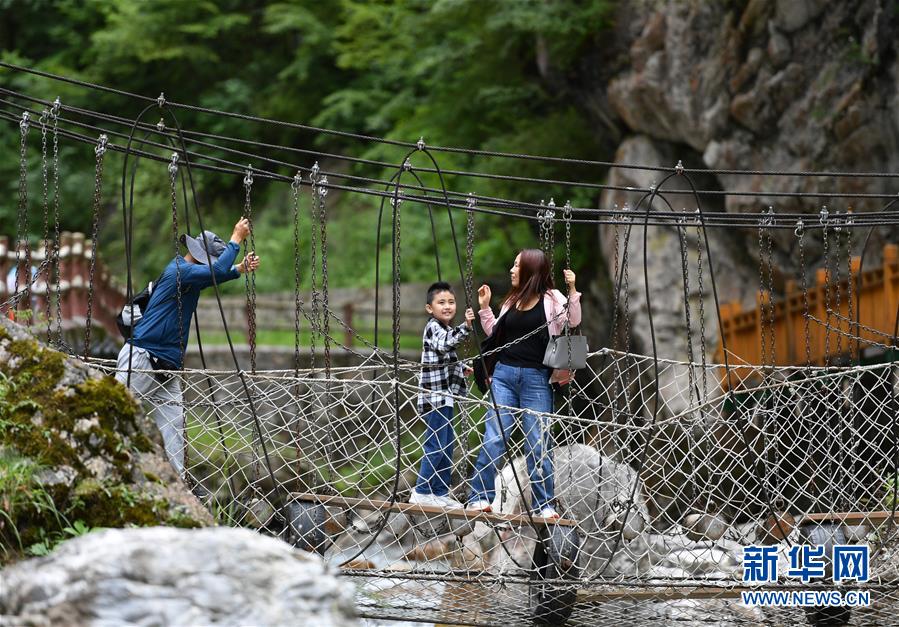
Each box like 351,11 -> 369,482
499,302 -> 548,369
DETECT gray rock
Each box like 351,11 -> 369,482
766,21 -> 791,67
774,0 -> 825,33
484,444 -> 651,576
33,465 -> 77,489
0,527 -> 357,627
599,0 -> 898,220
599,134 -> 755,384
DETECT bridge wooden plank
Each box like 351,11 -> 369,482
292,492 -> 576,527
803,510 -> 899,524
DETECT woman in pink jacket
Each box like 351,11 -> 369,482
467,248 -> 581,519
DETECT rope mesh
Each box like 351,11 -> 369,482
93,347 -> 899,626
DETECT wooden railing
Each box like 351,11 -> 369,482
0,232 -> 125,340
714,243 -> 899,386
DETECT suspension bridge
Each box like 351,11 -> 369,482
2,61 -> 899,626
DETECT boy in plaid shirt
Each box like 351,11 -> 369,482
410,282 -> 475,509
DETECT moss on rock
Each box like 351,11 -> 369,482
0,320 -> 211,565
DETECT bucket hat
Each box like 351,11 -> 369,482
180,230 -> 227,265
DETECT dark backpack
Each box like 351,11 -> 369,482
115,276 -> 161,339
115,274 -> 187,339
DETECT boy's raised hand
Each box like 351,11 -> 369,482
464,307 -> 475,328
477,284 -> 491,309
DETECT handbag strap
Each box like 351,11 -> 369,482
557,300 -> 580,337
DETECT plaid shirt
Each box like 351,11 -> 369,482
418,317 -> 471,413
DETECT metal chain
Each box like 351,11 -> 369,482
460,196 -> 476,480
50,100 -> 64,348
819,208 -> 838,512
292,172 -> 303,381
309,163 -> 320,371
695,212 -> 708,399
821,207 -> 832,366
763,208 -> 776,366
83,134 -> 108,359
692,213 -> 714,509
677,222 -> 698,506
845,213 -> 857,360
832,216 -> 844,358
678,219 -> 697,391
796,219 -> 812,367
316,165 -> 335,486
761,208 -> 780,500
753,209 -> 777,506
167,153 -> 190,478
844,212 -> 859,506
39,109 -> 51,341
545,199 -> 556,275
464,194 -> 476,310
678,216 -> 712,510
608,210 -> 624,452
14,112 -> 30,317
563,200 -> 573,372
390,184 -> 401,355
842,214 -> 855,352
757,214 -> 769,366
609,208 -> 621,346
538,200 -> 547,253
240,165 -> 261,483
169,153 -> 184,360
318,175 -> 331,375
243,166 -> 257,375
620,210 -> 634,460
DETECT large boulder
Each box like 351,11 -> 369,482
0,318 -> 211,565
0,526 -> 357,626
605,0 -> 899,217
463,444 -> 651,575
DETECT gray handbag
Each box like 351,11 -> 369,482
543,325 -> 588,370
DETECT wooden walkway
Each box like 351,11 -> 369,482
803,510 -> 899,524
293,492 -> 576,527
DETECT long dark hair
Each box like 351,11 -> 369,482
504,248 -> 554,309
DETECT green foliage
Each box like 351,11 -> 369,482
884,475 -> 899,510
26,519 -> 93,557
1,1 -> 611,291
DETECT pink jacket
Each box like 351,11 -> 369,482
479,289 -> 582,384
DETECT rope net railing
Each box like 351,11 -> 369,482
90,351 -> 899,626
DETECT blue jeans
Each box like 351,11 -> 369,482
415,405 -> 455,497
468,362 -> 554,511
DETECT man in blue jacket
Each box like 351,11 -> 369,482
115,217 -> 260,478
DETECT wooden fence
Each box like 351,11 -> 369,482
714,243 -> 899,385
0,232 -> 124,340
194,281 -> 472,348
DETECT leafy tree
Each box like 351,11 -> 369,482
0,0 -> 614,289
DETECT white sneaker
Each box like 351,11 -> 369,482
435,495 -> 464,510
466,500 -> 492,513
539,506 -> 560,520
409,490 -> 444,507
